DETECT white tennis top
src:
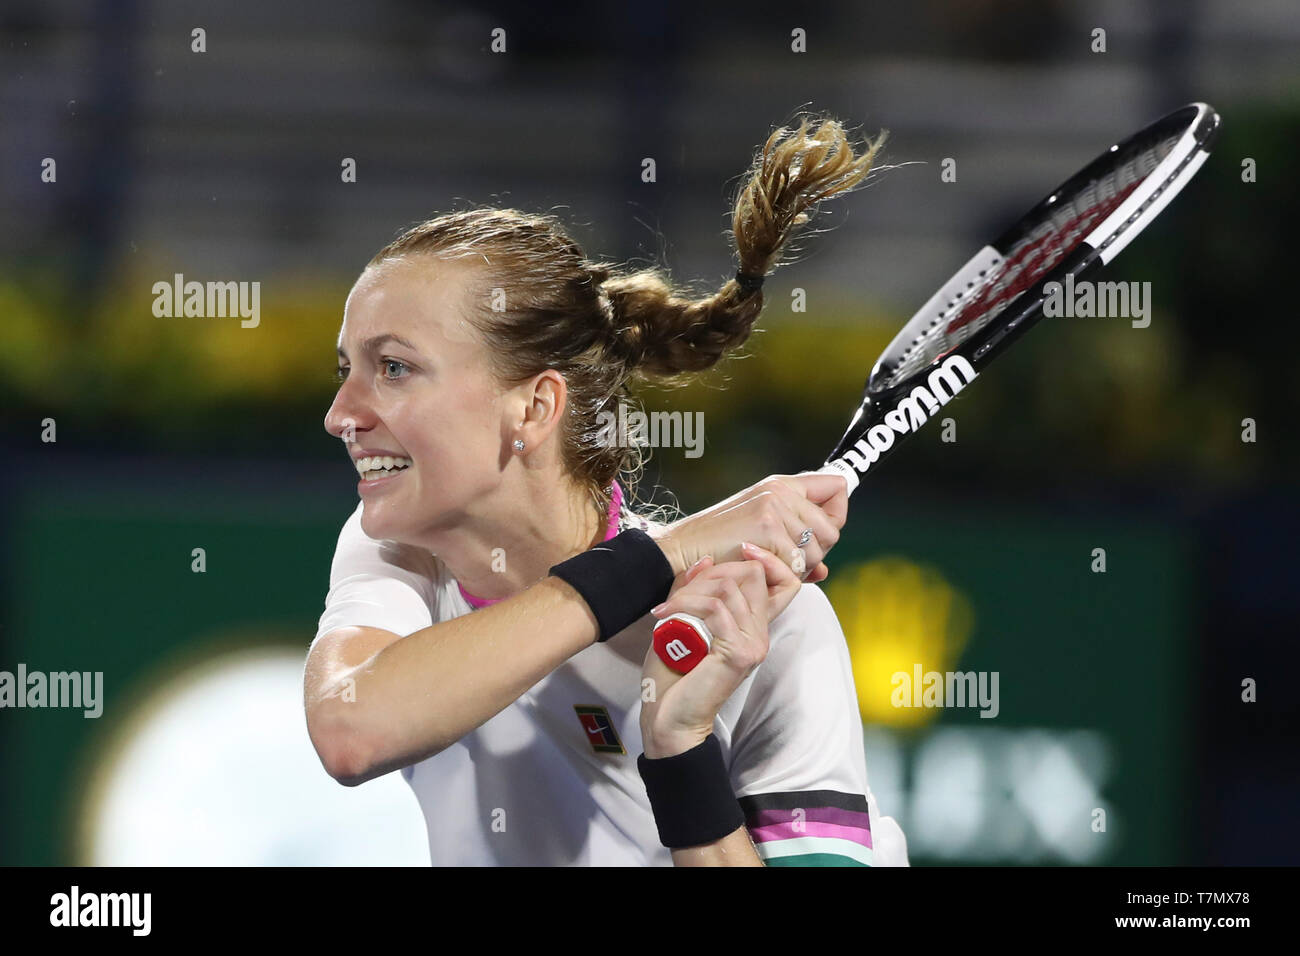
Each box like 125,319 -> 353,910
311,501 -> 908,867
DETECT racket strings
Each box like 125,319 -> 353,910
875,132 -> 1181,392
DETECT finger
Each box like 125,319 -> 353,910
688,554 -> 714,574
683,557 -> 767,605
660,595 -> 743,671
787,472 -> 851,526
741,541 -> 799,590
681,554 -> 714,586
657,590 -> 745,652
726,552 -> 771,621
740,492 -> 814,579
714,575 -> 761,645
778,478 -> 847,544
769,479 -> 840,558
726,534 -> 803,593
679,583 -> 765,675
666,572 -> 759,639
741,541 -> 802,618
753,481 -> 833,574
662,554 -> 715,604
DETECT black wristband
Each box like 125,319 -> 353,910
548,528 -> 674,642
637,734 -> 746,849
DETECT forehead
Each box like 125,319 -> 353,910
339,256 -> 484,353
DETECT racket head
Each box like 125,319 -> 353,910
824,102 -> 1220,489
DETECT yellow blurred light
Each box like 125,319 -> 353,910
827,556 -> 974,727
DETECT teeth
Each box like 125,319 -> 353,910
355,456 -> 411,478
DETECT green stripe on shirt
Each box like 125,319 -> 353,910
764,852 -> 871,867
753,835 -> 873,866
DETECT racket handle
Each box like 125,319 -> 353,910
814,460 -> 860,496
652,613 -> 713,674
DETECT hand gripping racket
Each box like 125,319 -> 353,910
654,102 -> 1221,674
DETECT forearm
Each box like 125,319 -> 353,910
670,826 -> 764,867
316,576 -> 599,782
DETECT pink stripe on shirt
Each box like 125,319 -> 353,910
748,819 -> 874,849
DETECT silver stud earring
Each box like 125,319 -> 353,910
513,439 -> 525,452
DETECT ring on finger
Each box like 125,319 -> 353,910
797,527 -> 814,547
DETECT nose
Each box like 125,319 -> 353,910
324,378 -> 371,444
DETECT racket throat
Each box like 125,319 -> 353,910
825,354 -> 978,488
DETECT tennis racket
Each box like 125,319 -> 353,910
653,101 -> 1221,674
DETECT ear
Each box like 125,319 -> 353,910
510,369 -> 568,452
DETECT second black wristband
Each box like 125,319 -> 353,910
548,528 -> 675,642
637,734 -> 747,849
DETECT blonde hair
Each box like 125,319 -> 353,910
366,113 -> 886,519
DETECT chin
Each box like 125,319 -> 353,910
360,499 -> 442,547
359,502 -> 401,542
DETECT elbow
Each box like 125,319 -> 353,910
307,696 -> 459,785
320,738 -> 374,787
308,705 -> 381,786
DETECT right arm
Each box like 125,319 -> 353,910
305,575 -> 597,786
305,472 -> 848,786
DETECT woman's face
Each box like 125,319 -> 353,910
325,257 -> 509,542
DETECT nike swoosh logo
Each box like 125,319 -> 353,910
586,725 -> 604,734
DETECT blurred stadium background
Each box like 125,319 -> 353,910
1,0 -> 1296,865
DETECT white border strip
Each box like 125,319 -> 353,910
1095,149 -> 1211,265
1087,104 -> 1210,265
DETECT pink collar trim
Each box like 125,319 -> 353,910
457,480 -> 624,609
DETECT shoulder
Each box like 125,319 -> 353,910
329,502 -> 443,585
315,504 -> 450,643
726,582 -> 854,724
725,581 -> 870,821
722,582 -> 850,722
766,582 -> 845,655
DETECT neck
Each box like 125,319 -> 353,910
416,476 -> 618,606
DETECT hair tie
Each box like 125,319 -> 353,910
734,270 -> 765,296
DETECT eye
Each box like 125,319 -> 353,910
381,358 -> 410,380
335,366 -> 349,383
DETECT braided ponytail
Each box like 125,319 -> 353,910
599,113 -> 886,382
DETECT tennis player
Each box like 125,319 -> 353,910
304,115 -> 908,866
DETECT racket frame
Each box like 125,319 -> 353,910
819,102 -> 1221,494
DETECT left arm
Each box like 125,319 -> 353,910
639,546 -> 799,867
641,560 -> 903,867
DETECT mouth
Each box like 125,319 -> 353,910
355,455 -> 412,482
